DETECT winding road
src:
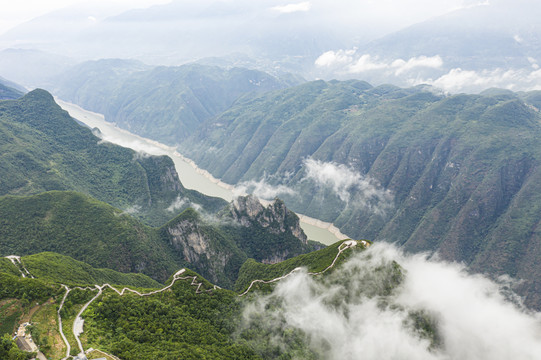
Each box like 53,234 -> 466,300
239,240 -> 361,296
8,239 -> 367,360
59,268 -> 221,359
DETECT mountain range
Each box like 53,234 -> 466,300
44,67 -> 541,309
2,2 -> 541,356
180,80 -> 541,308
0,88 -> 317,287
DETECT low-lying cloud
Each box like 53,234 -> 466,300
166,195 -> 188,212
417,66 -> 541,93
121,205 -> 141,216
303,158 -> 393,214
234,178 -> 296,201
315,49 -> 541,93
315,50 -> 443,77
271,1 -> 312,13
241,242 -> 541,360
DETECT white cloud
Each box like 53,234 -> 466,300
166,195 -> 188,212
315,49 -> 443,76
242,242 -> 541,360
418,67 -> 541,93
392,55 -> 444,75
314,49 -> 355,67
122,204 -> 141,215
97,135 -> 166,157
234,178 -> 296,201
271,1 -> 312,13
527,57 -> 539,70
349,54 -> 390,73
303,158 -> 393,214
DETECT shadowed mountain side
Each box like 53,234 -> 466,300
0,88 -> 226,226
49,61 -> 302,145
0,191 -> 316,289
179,80 -> 541,309
0,78 -> 24,100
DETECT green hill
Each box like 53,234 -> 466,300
0,190 -> 316,288
50,62 -> 300,145
234,239 -> 366,293
178,80 -> 541,309
21,252 -> 162,288
0,88 -> 226,226
0,239 -> 372,360
162,196 -> 319,288
0,191 -> 180,282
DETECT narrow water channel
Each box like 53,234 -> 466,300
57,99 -> 348,245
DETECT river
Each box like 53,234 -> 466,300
57,99 -> 348,245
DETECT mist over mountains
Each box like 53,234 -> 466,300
314,0 -> 541,91
2,1 -> 541,358
2,0 -> 541,93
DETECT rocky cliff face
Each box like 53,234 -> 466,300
230,195 -> 308,245
163,199 -> 315,288
165,209 -> 245,288
224,195 -> 314,264
178,82 -> 541,309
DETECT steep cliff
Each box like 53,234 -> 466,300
164,208 -> 246,288
223,195 -> 315,264
0,89 -> 226,227
179,81 -> 541,309
162,196 -> 317,288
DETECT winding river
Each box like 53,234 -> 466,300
57,99 -> 348,245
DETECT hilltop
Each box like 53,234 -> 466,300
0,89 -> 226,226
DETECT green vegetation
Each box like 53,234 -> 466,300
0,238 -> 389,360
0,273 -> 60,303
0,89 -> 226,227
52,62 -> 298,144
177,80 -> 541,309
0,334 -> 34,360
235,240 -> 364,293
0,258 -> 20,276
0,89 -> 316,289
0,300 -> 21,336
82,275 -> 261,360
0,191 -> 180,282
22,252 -> 162,288
0,190 -> 316,289
25,300 -> 65,359
220,196 -> 320,266
0,82 -> 23,100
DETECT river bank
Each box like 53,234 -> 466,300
57,99 -> 349,245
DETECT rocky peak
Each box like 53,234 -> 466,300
230,195 -> 308,245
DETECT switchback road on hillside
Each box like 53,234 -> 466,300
238,240 -> 364,296
9,239 -> 367,360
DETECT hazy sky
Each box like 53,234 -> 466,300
0,0 -> 471,37
0,0 -> 170,35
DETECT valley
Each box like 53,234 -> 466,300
57,99 -> 347,246
2,1 -> 541,358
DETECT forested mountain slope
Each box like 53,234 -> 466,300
0,239 -> 372,360
50,62 -> 301,144
0,79 -> 24,100
179,80 -> 541,309
0,191 -> 315,288
0,88 -> 226,226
